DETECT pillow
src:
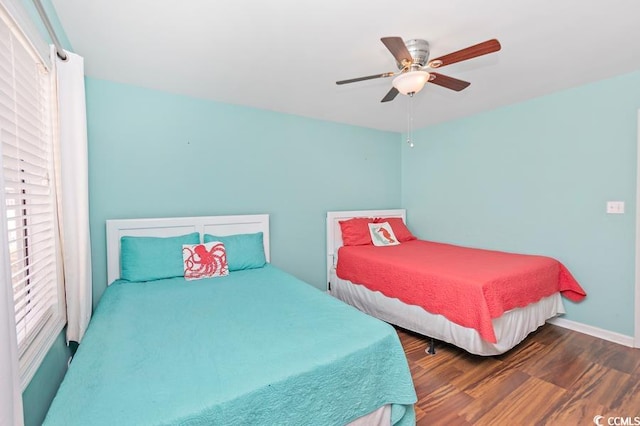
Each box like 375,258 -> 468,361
339,217 -> 375,246
203,232 -> 266,271
182,241 -> 229,280
374,217 -> 417,242
368,222 -> 400,246
121,232 -> 200,281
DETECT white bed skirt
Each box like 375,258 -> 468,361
348,405 -> 390,426
330,270 -> 566,356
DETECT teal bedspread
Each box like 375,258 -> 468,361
43,265 -> 416,425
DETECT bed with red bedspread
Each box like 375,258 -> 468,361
327,209 -> 587,355
336,240 -> 586,344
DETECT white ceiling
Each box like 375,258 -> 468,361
51,0 -> 640,132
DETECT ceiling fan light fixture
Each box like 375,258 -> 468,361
392,70 -> 430,95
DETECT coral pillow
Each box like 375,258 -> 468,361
339,217 -> 375,246
368,222 -> 400,246
182,241 -> 229,281
374,217 -> 416,242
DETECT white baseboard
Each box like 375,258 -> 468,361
547,317 -> 636,348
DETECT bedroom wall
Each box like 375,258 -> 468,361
401,70 -> 640,338
85,77 -> 401,306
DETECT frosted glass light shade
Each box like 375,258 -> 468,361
392,71 -> 430,95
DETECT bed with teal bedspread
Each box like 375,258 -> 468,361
43,264 -> 416,425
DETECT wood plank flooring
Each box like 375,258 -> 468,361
397,324 -> 640,425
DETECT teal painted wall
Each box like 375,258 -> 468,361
402,71 -> 640,336
85,78 -> 401,306
21,332 -> 70,426
16,1 -> 73,425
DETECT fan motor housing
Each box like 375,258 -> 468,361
398,39 -> 430,70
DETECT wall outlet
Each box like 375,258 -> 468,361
606,201 -> 625,214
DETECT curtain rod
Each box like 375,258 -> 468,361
31,0 -> 67,60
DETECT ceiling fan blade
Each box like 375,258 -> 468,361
381,87 -> 399,102
428,39 -> 501,68
381,37 -> 412,65
428,73 -> 471,91
336,72 -> 394,85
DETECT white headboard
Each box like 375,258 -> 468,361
325,209 -> 406,286
106,214 -> 270,284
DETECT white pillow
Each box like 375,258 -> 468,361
368,222 -> 400,246
182,241 -> 229,281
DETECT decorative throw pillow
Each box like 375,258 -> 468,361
339,217 -> 375,246
182,241 -> 229,280
374,217 -> 417,242
368,222 -> 400,246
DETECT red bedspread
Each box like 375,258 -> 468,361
336,240 -> 586,343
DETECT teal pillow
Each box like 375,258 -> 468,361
120,232 -> 200,281
203,232 -> 266,271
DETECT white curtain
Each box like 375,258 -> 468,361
0,133 -> 23,426
54,49 -> 92,343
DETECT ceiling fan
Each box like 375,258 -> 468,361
336,37 -> 501,102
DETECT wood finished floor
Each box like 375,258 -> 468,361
397,325 -> 640,426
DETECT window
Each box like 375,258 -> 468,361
0,5 -> 65,389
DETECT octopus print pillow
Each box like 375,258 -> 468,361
368,222 -> 400,247
182,241 -> 229,280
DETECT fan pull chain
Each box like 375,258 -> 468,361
406,93 -> 415,148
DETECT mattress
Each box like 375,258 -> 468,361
43,265 -> 416,425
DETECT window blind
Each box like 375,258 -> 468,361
0,6 -> 65,389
